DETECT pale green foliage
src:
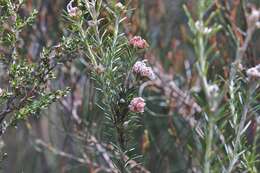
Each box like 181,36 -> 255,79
184,0 -> 260,172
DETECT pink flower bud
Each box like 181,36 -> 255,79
129,97 -> 146,113
129,36 -> 149,49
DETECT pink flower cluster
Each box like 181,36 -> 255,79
67,0 -> 79,17
129,36 -> 149,49
133,60 -> 155,80
129,97 -> 146,113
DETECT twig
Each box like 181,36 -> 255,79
35,139 -> 116,173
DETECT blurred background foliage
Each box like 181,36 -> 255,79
0,0 -> 259,172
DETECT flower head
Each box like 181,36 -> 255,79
133,61 -> 146,74
129,36 -> 149,49
195,20 -> 213,34
140,66 -> 155,80
129,97 -> 146,113
247,64 -> 260,78
67,0 -> 80,17
132,60 -> 156,80
115,2 -> 125,11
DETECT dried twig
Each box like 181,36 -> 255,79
139,64 -> 201,127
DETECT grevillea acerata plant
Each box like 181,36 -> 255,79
64,0 -> 156,152
0,0 -> 260,172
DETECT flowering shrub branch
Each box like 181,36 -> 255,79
64,0 -> 155,171
184,1 -> 260,172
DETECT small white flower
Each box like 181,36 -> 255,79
67,0 -> 79,17
195,20 -> 212,34
247,64 -> 260,78
208,84 -> 219,97
195,21 -> 203,29
256,21 -> 260,28
247,8 -> 260,28
115,2 -> 125,11
204,27 -> 213,34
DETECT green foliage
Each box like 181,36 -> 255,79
0,0 -> 259,172
183,1 -> 260,172
0,0 -> 70,133
64,0 -> 152,171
